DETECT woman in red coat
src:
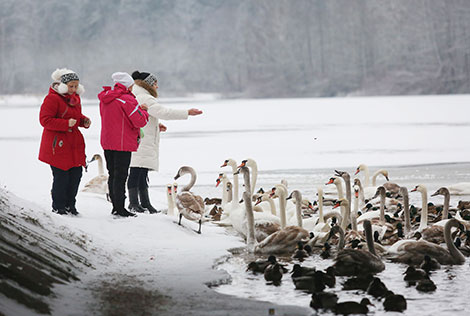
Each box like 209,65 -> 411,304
38,68 -> 91,215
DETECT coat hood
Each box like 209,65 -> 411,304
98,83 -> 130,104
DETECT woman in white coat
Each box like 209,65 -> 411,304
127,70 -> 202,213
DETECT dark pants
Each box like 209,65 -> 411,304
104,150 -> 131,212
128,167 -> 149,190
50,166 -> 82,210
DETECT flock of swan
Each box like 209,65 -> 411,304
170,158 -> 470,314
82,155 -> 470,314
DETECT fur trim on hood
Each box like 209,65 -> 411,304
134,79 -> 158,98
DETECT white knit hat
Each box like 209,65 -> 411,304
112,72 -> 134,88
51,68 -> 84,95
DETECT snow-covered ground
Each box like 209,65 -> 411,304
0,94 -> 469,315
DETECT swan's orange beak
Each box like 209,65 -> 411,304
411,187 -> 418,192
326,178 -> 334,185
354,168 -> 360,175
308,202 -> 314,210
333,202 -> 341,209
269,187 -> 276,198
355,190 -> 359,198
216,179 -> 221,187
167,187 -> 172,195
173,186 -> 178,193
220,161 -> 228,167
237,162 -> 246,168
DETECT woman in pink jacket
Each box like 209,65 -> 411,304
98,72 -> 149,217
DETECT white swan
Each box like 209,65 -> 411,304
410,184 -> 430,232
313,187 -> 330,233
447,182 -> 470,195
216,173 -> 230,208
238,158 -> 258,196
174,166 -> 205,234
325,177 -> 344,199
166,183 -> 176,216
355,164 -> 390,200
220,158 -> 240,203
82,154 -> 108,195
287,190 -> 317,231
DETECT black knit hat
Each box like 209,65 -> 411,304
132,70 -> 157,86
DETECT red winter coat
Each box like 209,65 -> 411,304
38,87 -> 89,171
98,83 -> 149,152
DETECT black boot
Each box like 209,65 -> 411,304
139,187 -> 160,214
128,187 -> 147,213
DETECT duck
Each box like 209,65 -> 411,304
383,292 -> 407,312
420,254 -> 441,272
403,266 -> 428,284
81,154 -> 108,195
292,241 -> 310,260
264,262 -> 283,285
332,220 -> 385,276
310,292 -> 338,311
333,298 -> 372,315
174,166 -> 205,234
291,263 -> 316,278
416,278 -> 437,292
292,270 -> 326,293
342,274 -> 374,291
246,255 -> 277,273
366,277 -> 388,298
389,218 -> 466,265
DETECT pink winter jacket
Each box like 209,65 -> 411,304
98,83 -> 149,152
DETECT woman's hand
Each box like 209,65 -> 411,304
83,117 -> 91,128
140,103 -> 149,111
188,108 -> 203,116
159,123 -> 167,132
68,118 -> 77,127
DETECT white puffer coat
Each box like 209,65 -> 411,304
130,84 -> 188,171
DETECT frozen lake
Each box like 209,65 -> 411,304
0,94 -> 469,315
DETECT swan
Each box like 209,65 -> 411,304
332,199 -> 351,233
238,158 -> 258,196
447,182 -> 470,195
220,158 -> 240,203
254,193 -> 277,216
335,170 -> 352,214
174,166 -> 205,234
410,184 -> 430,232
325,177 -> 344,200
356,186 -> 395,227
355,164 -> 390,200
331,220 -> 385,276
245,190 -> 309,254
389,218 -> 466,265
431,187 -> 451,222
237,167 -> 280,241
216,173 -> 230,207
312,187 -> 330,233
287,190 -> 317,230
353,178 -> 366,208
166,183 -> 176,216
82,154 -> 108,195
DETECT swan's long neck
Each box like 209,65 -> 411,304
182,169 -> 196,192
318,187 -> 324,224
340,200 -> 350,231
335,180 -> 344,199
418,187 -> 428,231
401,188 -> 412,234
379,189 -> 386,225
444,219 -> 465,264
228,160 -> 239,203
240,167 -> 251,195
97,156 -> 104,175
355,179 -> 366,207
343,175 -> 351,211
249,163 -> 258,196
278,189 -> 287,229
364,220 -> 376,256
293,191 -> 303,228
371,170 -> 382,186
243,192 -> 256,249
265,196 -> 277,216
166,187 -> 174,216
442,190 -> 450,220
336,226 -> 345,250
352,191 -> 358,231
226,183 -> 233,203
221,175 -> 228,207
363,165 -> 370,187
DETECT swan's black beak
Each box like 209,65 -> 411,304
430,191 -> 439,197
385,175 -> 390,181
174,174 -> 180,180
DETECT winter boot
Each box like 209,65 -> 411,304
139,187 -> 160,214
128,187 -> 147,213
66,205 -> 79,216
116,208 -> 137,217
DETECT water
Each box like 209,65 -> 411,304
1,95 -> 469,315
210,162 -> 470,316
